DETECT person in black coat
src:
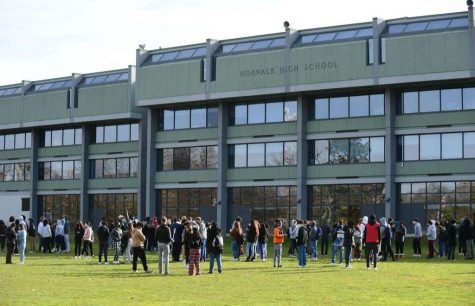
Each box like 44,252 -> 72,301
97,221 -> 110,264
446,220 -> 457,260
320,223 -> 331,256
206,221 -> 223,274
296,220 -> 308,268
5,223 -> 16,264
0,220 -> 6,253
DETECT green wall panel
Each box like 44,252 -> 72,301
0,181 -> 30,191
155,170 -> 217,183
307,117 -> 386,133
0,96 -> 21,125
395,160 -> 475,176
77,84 -> 129,117
156,128 -> 217,143
139,61 -> 205,100
395,110 -> 475,128
211,50 -> 286,93
227,122 -> 297,138
290,41 -> 372,85
88,142 -> 138,154
23,90 -> 70,122
88,178 -> 138,189
37,180 -> 80,190
307,163 -> 386,178
379,30 -> 469,77
38,146 -> 81,158
227,166 -> 296,181
0,149 -> 31,160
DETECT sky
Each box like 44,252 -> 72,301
0,0 -> 468,85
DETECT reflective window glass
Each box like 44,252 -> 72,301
284,101 -> 297,121
234,105 -> 247,125
405,22 -> 428,32
389,24 -> 406,34
248,103 -> 265,124
234,145 -> 247,167
75,128 -> 82,145
95,126 -> 104,143
335,30 -> 357,40
117,124 -> 130,142
441,89 -> 462,111
129,157 -> 138,177
94,160 -> 103,178
315,98 -> 329,119
266,102 -> 283,123
163,149 -> 173,170
51,162 -> 62,180
350,138 -> 369,163
329,139 -> 349,164
14,164 -> 24,181
315,32 -> 336,42
207,107 -> 218,127
403,92 -> 419,114
449,18 -> 468,28
161,51 -> 179,61
5,135 -> 14,150
266,143 -> 283,166
174,110 -> 190,129
130,124 -> 139,141
52,130 -> 63,146
301,35 -> 317,44
104,126 -> 117,143
248,143 -> 265,167
269,38 -> 285,47
173,148 -> 190,170
463,88 -> 475,110
4,164 -> 14,181
284,142 -> 297,165
103,159 -> 117,178
206,146 -> 218,169
464,132 -> 475,158
404,135 -> 419,161
0,135 -> 4,150
116,158 -> 130,177
62,161 -> 74,179
163,110 -> 175,130
368,38 -> 374,64
190,147 -> 206,169
419,90 -> 440,113
191,108 -> 206,128
63,129 -> 75,146
427,19 -> 451,30
420,134 -> 440,160
233,42 -> 253,52
370,137 -> 385,162
251,40 -> 272,50
315,140 -> 329,164
330,97 -> 348,118
349,95 -> 369,117
370,94 -> 385,116
15,133 -> 25,149
442,133 -> 462,159
74,161 -> 81,179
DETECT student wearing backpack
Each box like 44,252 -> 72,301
308,221 -> 321,261
156,216 -> 173,275
273,219 -> 284,268
207,221 -> 223,274
331,221 -> 344,267
296,220 -> 308,268
380,217 -> 395,261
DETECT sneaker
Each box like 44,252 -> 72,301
331,262 -> 335,266
339,263 -> 343,267
98,262 -> 102,265
208,271 -> 213,274
277,265 -> 282,268
133,270 -> 138,273
347,265 -> 353,269
104,262 -> 109,265
144,270 -> 152,273
298,265 -> 303,268
218,270 -> 222,274
367,266 -> 371,270
113,261 -> 119,265
75,256 -> 78,260
374,267 -> 378,271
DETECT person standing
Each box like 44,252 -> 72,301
131,222 -> 151,273
320,223 -> 331,257
27,218 -> 36,254
81,222 -> 93,259
230,220 -> 243,261
331,222 -> 344,267
40,219 -> 52,253
413,218 -> 422,257
395,221 -> 407,259
110,222 -> 123,264
308,221 -> 321,261
156,216 -> 173,275
257,222 -> 268,261
436,221 -> 447,258
55,219 -> 65,253
380,218 -> 395,261
446,219 -> 457,260
74,221 -> 84,259
196,217 -> 207,262
296,220 -> 308,268
245,220 -> 259,262
5,223 -> 16,264
363,214 -> 380,270
343,221 -> 355,269
0,220 -> 7,254
288,220 -> 298,257
207,221 -> 223,274
188,225 -> 202,276
353,223 -> 362,261
37,219 -> 44,252
426,220 -> 437,259
97,221 -> 110,265
63,217 -> 70,253
273,219 -> 284,268
17,224 -> 27,265
170,218 -> 183,263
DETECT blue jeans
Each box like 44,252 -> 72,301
438,240 -> 446,257
297,245 -> 307,266
273,244 -> 282,266
209,252 -> 222,272
258,242 -> 267,259
331,244 -> 344,264
231,240 -> 239,259
309,240 -> 318,259
201,239 -> 207,260
18,242 -> 26,263
246,242 -> 256,259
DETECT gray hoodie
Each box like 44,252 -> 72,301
427,220 -> 436,241
289,220 -> 298,239
414,222 -> 422,238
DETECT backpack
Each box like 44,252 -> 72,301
213,234 -> 224,249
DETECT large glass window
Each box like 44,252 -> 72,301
419,90 -> 440,113
230,142 -> 297,168
94,124 -> 139,143
40,160 -> 80,180
247,144 -> 265,167
104,126 -> 117,143
117,124 -> 130,142
311,137 -> 384,165
116,158 -> 130,177
248,104 -> 265,124
266,102 -> 284,123
160,146 -> 218,171
315,98 -> 329,119
207,108 -> 218,128
284,101 -> 297,121
234,105 -> 247,125
403,135 -> 419,161
103,159 -> 117,178
90,193 -> 137,223
403,92 -> 419,114
266,143 -> 283,166
401,87 -> 475,114
40,195 -> 80,223
190,147 -> 207,169
0,132 -> 32,150
315,93 -> 384,119
329,139 -> 349,164
329,97 -> 348,118
233,145 -> 247,168
463,88 -> 475,110
160,107 -> 218,130
231,99 -> 297,125
349,138 -> 369,163
160,188 -> 216,220
420,134 -> 441,160
441,89 -> 462,111
191,108 -> 207,128
314,140 -> 329,164
284,141 -> 297,165
370,137 -> 385,162
464,132 -> 475,158
349,96 -> 369,117
442,133 -> 462,159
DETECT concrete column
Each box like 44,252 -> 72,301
137,115 -> 148,219
79,124 -> 90,221
217,101 -> 228,230
29,129 -> 39,221
297,95 -> 308,219
468,0 -> 475,75
372,17 -> 386,82
384,88 -> 396,218
145,108 -> 157,218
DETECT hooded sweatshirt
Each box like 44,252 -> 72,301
55,220 -> 64,237
361,216 -> 368,237
414,222 -> 422,238
289,220 -> 298,239
363,216 -> 380,244
427,220 -> 437,241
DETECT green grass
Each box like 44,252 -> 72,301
0,238 -> 473,306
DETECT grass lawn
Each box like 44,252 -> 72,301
0,238 -> 473,306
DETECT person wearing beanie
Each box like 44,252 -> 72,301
363,214 -> 380,270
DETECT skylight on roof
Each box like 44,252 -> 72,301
150,46 -> 207,64
83,72 -> 128,86
299,27 -> 373,45
0,86 -> 21,97
34,80 -> 72,92
388,17 -> 468,35
222,37 -> 286,54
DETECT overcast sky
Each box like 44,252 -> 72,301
0,0 -> 467,85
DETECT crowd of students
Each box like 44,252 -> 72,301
1,214 -> 474,273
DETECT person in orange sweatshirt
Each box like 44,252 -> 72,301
273,219 -> 285,268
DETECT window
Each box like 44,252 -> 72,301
419,90 -> 440,113
90,193 -> 137,224
401,87 -> 475,114
349,96 -> 369,117
463,88 -> 475,110
39,160 -> 80,180
441,133 -> 462,159
266,143 -> 283,166
420,134 -> 441,160
130,157 -> 138,177
190,147 -> 206,169
464,133 -> 475,158
329,97 -> 348,118
230,142 -> 297,168
62,129 -> 75,146
94,124 -> 138,143
233,145 -> 247,168
0,132 -> 32,150
42,128 -> 81,147
370,94 -> 385,116
403,92 -> 419,114
206,146 -> 218,169
160,107 -> 218,130
284,142 -> 297,165
315,99 -> 329,119
315,93 -> 384,119
103,159 -> 117,178
51,162 -> 62,180
173,148 -> 190,170
441,89 -> 462,111
367,39 -> 374,65
161,188 -> 216,220
163,149 -> 173,171
311,137 -> 384,165
231,99 -> 297,125
248,143 -> 265,167
40,195 -> 80,224
403,135 -> 419,161
380,37 -> 386,64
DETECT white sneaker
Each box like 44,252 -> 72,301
374,267 -> 378,271
347,265 -> 353,269
113,261 -> 119,265
367,266 -> 371,270
331,262 -> 335,266
75,256 -> 78,260
104,262 -> 109,265
339,263 -> 343,267
98,262 -> 102,265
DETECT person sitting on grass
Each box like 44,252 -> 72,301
363,214 -> 380,270
273,219 -> 284,268
188,225 -> 202,276
131,222 -> 151,273
97,221 -> 110,265
296,220 -> 308,268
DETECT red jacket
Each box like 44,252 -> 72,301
364,222 -> 380,244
